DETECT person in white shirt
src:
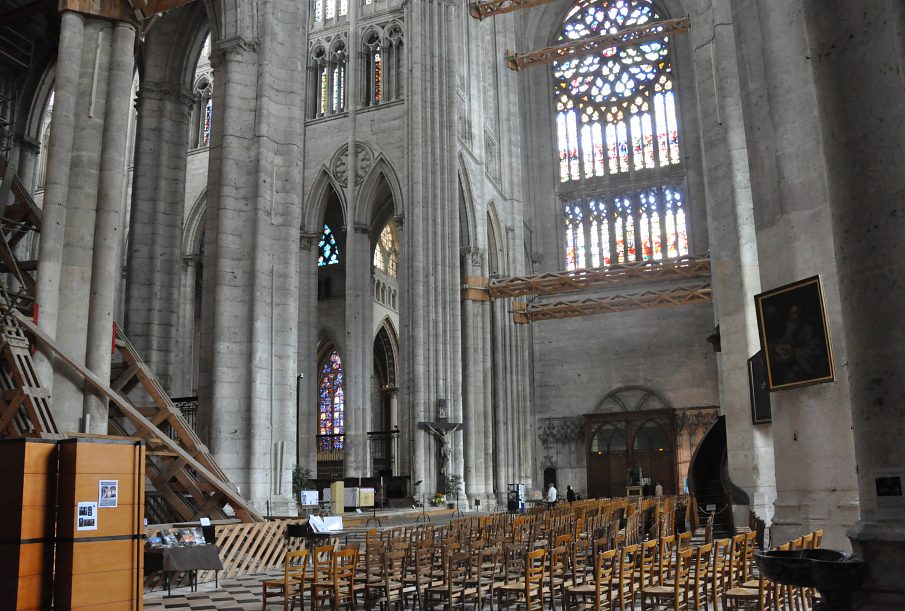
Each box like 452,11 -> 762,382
547,483 -> 557,508
654,481 -> 663,498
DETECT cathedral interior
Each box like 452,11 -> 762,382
0,0 -> 903,608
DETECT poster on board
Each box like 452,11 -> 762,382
99,480 -> 119,508
77,502 -> 98,531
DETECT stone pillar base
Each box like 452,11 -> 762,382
849,521 -> 905,610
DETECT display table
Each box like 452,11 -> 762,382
145,544 -> 223,595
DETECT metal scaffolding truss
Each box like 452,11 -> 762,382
489,255 -> 710,299
514,281 -> 712,323
505,16 -> 691,71
468,0 -> 559,20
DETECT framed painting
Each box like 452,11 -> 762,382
755,275 -> 835,391
748,350 -> 772,423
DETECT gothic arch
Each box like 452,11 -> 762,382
486,202 -> 506,275
374,319 -> 399,388
142,2 -> 209,91
304,169 -> 348,233
457,156 -> 477,249
202,0 -> 257,47
594,385 -> 673,413
356,155 -> 404,228
183,189 -> 208,256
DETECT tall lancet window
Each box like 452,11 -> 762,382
318,349 -> 345,449
318,224 -> 340,266
363,23 -> 404,107
331,41 -> 347,114
554,0 -> 688,270
373,223 -> 398,277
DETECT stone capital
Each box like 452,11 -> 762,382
300,230 -> 321,250
352,222 -> 371,235
210,36 -> 259,69
138,81 -> 194,108
17,135 -> 41,154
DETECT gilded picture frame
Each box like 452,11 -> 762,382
754,275 -> 835,391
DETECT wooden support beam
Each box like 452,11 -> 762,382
513,281 -> 712,323
12,309 -> 262,522
460,275 -> 491,302
505,16 -> 691,71
468,0 -> 558,20
490,255 -> 710,298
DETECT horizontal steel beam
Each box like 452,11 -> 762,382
513,281 -> 712,323
506,16 -> 691,71
468,0 -> 559,20
489,255 -> 710,299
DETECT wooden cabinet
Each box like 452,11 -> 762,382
0,438 -> 57,611
54,437 -> 145,611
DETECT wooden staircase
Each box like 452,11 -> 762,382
0,152 -> 262,522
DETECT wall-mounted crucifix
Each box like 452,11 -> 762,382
418,420 -> 463,486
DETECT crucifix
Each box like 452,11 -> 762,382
418,420 -> 462,486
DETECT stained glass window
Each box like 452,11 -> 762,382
562,187 -> 687,271
339,0 -> 348,16
318,224 -> 340,266
326,0 -> 335,19
314,0 -> 322,21
553,0 -> 680,183
318,349 -> 344,449
201,99 -> 212,146
373,224 -> 398,277
556,0 -> 688,271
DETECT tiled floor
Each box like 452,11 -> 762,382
144,573 -> 278,610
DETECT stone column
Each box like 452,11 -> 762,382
297,232 -> 319,473
15,136 -> 41,195
175,254 -> 198,396
344,223 -> 373,477
124,80 -> 193,391
34,10 -> 84,395
47,17 -> 136,433
200,0 -> 304,513
729,0 -> 859,550
83,22 -> 137,432
460,246 -> 489,504
401,0 -> 465,497
801,1 -> 905,606
690,0 -> 776,524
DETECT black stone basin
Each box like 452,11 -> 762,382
755,549 -> 865,611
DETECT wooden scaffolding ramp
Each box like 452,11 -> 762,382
11,309 -> 262,522
0,299 -> 59,438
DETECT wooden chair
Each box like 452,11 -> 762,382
497,547 -> 547,611
687,543 -> 712,611
564,548 -> 616,611
709,538 -> 731,611
639,548 -> 691,611
636,539 -> 660,601
312,547 -> 359,611
722,536 -> 767,611
262,549 -> 309,611
366,549 -> 407,611
405,542 -> 436,611
612,543 -> 639,611
657,535 -> 676,585
428,550 -> 477,611
547,538 -> 571,611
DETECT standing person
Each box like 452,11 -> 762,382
654,481 -> 663,498
566,485 -> 576,503
547,482 -> 558,508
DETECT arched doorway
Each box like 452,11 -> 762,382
584,409 -> 677,497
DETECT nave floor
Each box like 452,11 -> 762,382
144,573 -> 276,611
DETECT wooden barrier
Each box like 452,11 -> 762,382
145,518 -> 308,591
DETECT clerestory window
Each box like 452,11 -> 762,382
554,0 -> 688,270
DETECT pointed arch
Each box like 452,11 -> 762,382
142,2 -> 210,92
458,155 -> 477,249
183,188 -> 208,256
304,168 -> 348,232
356,155 -> 404,228
202,0 -> 257,47
594,385 -> 673,413
486,201 -> 506,275
374,318 -> 399,388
